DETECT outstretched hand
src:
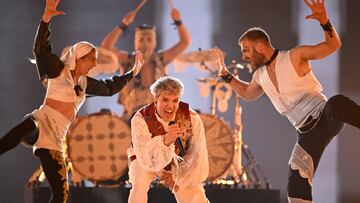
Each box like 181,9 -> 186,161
131,51 -> 145,77
213,47 -> 229,76
42,0 -> 65,23
304,0 -> 328,24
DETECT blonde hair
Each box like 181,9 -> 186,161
150,76 -> 184,98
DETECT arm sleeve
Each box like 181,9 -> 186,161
177,110 -> 209,188
33,20 -> 64,80
130,112 -> 177,172
85,71 -> 133,96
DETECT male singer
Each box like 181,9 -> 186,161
127,76 -> 209,203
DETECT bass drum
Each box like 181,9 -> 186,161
199,113 -> 234,181
67,110 -> 131,183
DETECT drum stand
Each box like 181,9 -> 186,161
214,70 -> 271,189
218,93 -> 246,187
241,144 -> 272,189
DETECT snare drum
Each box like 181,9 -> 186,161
199,113 -> 234,181
67,110 -> 131,182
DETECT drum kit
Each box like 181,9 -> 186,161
27,50 -> 270,190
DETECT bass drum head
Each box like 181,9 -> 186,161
199,113 -> 234,181
67,111 -> 131,182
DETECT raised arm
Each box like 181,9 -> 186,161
290,0 -> 341,76
33,0 -> 65,80
100,11 -> 136,63
213,47 -> 263,101
162,8 -> 191,65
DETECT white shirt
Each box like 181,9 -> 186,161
45,68 -> 87,111
128,108 -> 209,188
253,51 -> 326,129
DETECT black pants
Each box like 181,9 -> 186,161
0,117 -> 69,203
0,117 -> 38,155
35,148 -> 69,203
288,94 -> 360,201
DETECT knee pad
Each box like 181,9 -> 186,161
288,143 -> 314,201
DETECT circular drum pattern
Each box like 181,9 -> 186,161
67,112 -> 131,181
199,113 -> 234,181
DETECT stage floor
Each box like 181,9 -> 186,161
25,185 -> 280,203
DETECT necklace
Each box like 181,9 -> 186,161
264,49 -> 279,66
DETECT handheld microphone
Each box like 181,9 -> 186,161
169,121 -> 186,157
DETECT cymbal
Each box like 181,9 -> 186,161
175,50 -> 225,63
227,61 -> 244,69
196,77 -> 220,86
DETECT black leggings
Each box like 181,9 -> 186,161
35,148 -> 69,203
288,94 -> 360,201
0,116 -> 38,155
0,117 -> 69,203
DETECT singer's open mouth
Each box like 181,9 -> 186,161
165,111 -> 173,117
